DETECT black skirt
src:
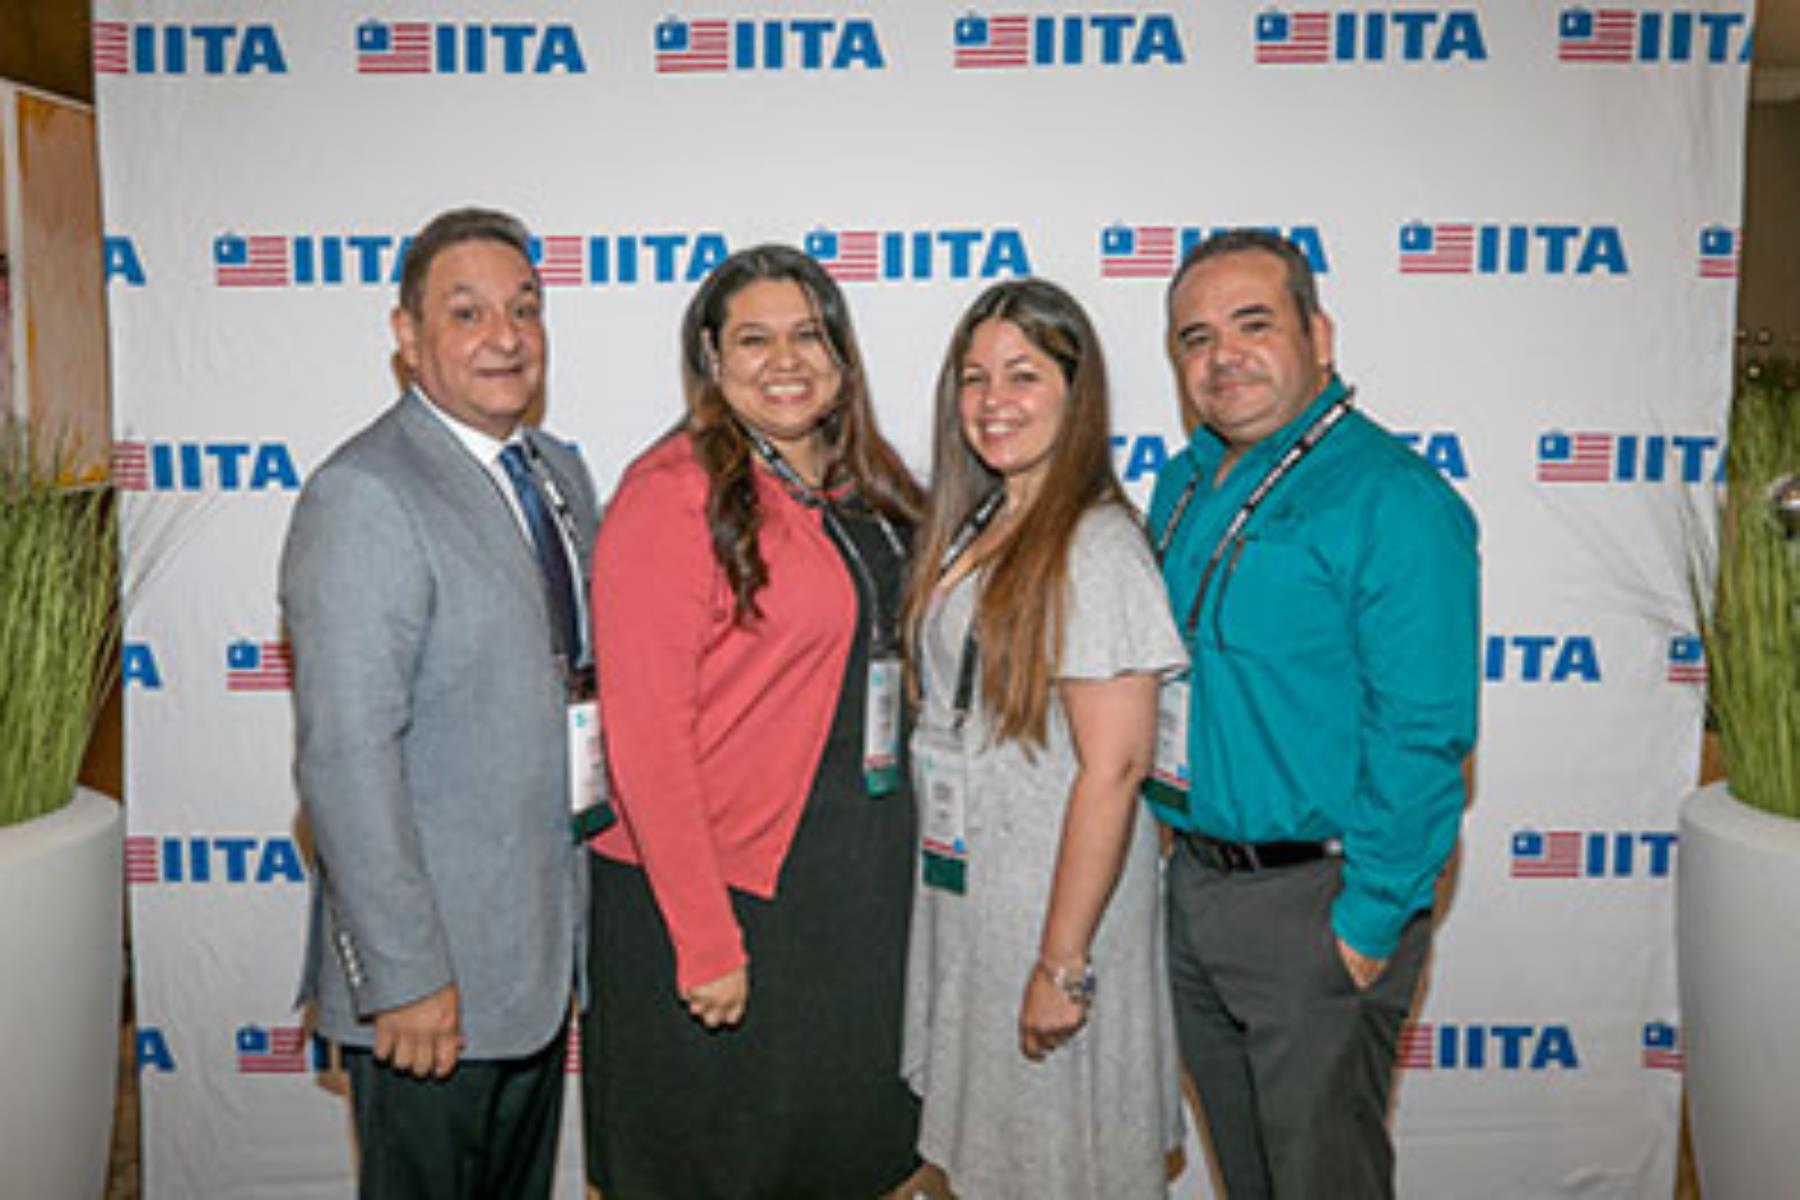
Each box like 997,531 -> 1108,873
582,508 -> 920,1200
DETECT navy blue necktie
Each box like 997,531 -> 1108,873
499,444 -> 582,665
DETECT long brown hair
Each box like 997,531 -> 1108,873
901,278 -> 1124,749
678,244 -> 923,623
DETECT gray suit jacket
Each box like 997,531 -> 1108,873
281,392 -> 599,1059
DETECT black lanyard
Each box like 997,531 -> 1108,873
1154,391 -> 1354,638
740,423 -> 905,652
926,489 -> 1006,731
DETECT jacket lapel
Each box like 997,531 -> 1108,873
392,393 -> 545,612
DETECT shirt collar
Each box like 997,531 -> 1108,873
410,384 -> 520,464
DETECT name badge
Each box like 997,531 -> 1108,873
864,654 -> 903,798
1143,673 -> 1193,819
912,726 -> 968,894
567,698 -> 616,840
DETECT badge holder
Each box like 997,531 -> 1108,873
1142,672 -> 1193,820
864,653 -> 903,798
565,665 -> 617,841
913,727 -> 969,894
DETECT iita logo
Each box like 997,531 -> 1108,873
93,21 -> 287,75
654,17 -> 884,73
1666,634 -> 1708,685
137,1027 -> 176,1074
1392,431 -> 1469,480
1398,1022 -> 1579,1071
1254,8 -> 1486,65
1698,225 -> 1739,279
1643,1022 -> 1684,1070
122,642 -> 163,691
1509,830 -> 1678,879
1535,432 -> 1724,484
951,12 -> 1185,69
236,1025 -> 330,1075
105,236 -> 146,286
1484,634 -> 1600,683
531,233 -> 729,287
1100,224 -> 1329,280
125,835 -> 309,885
1109,435 -> 1171,484
110,440 -> 301,492
355,21 -> 587,75
212,232 -> 409,288
1398,222 -> 1628,276
226,639 -> 293,692
803,228 -> 1031,284
1558,7 -> 1752,65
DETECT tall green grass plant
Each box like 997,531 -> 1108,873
1701,365 -> 1800,817
0,418 -> 119,827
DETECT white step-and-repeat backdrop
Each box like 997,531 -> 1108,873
96,2 -> 1747,1195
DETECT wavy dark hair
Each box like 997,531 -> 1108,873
398,207 -> 537,317
901,277 -> 1124,749
678,243 -> 923,623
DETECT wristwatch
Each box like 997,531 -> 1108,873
1036,958 -> 1097,1007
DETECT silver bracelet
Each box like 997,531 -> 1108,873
1036,958 -> 1097,1006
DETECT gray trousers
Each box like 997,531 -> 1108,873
1166,840 -> 1431,1200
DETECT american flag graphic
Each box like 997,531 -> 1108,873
1698,226 -> 1739,280
1642,1022 -> 1684,1071
226,641 -> 293,692
357,22 -> 433,75
1100,225 -> 1178,279
1536,432 -> 1614,483
1255,11 -> 1331,65
1398,223 -> 1475,275
93,20 -> 130,74
534,236 -> 586,287
954,15 -> 1031,69
214,235 -> 291,288
565,1020 -> 582,1074
1397,1021 -> 1434,1070
111,440 -> 149,491
804,229 -> 881,283
1558,8 -> 1637,63
125,835 -> 159,885
1666,635 -> 1708,685
656,19 -> 731,73
237,1025 -> 310,1074
1510,830 -> 1582,879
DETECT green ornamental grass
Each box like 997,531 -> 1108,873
1702,368 -> 1800,817
0,418 -> 119,827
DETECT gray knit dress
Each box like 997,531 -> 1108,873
903,502 -> 1187,1199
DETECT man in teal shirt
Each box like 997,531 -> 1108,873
1148,230 -> 1479,1198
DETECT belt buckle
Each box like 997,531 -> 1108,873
1219,840 -> 1258,872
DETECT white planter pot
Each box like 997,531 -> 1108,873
1677,781 -> 1800,1200
0,788 -> 124,1200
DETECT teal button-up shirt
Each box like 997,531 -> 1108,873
1147,377 -> 1480,959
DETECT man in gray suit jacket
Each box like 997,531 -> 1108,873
281,207 -> 599,1198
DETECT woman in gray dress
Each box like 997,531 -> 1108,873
899,278 -> 1186,1198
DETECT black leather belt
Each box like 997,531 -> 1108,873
1179,831 -> 1342,874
